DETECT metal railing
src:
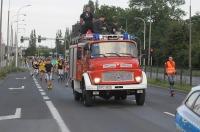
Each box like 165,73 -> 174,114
142,65 -> 200,86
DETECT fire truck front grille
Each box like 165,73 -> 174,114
102,71 -> 133,82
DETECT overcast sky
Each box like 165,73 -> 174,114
1,0 -> 200,48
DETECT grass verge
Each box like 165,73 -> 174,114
0,66 -> 27,80
147,78 -> 192,92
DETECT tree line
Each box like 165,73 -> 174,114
26,0 -> 200,68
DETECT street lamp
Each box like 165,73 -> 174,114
135,17 -> 146,66
15,5 -> 31,67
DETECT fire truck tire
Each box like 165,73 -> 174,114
83,90 -> 92,107
74,90 -> 81,101
135,90 -> 145,106
114,95 -> 120,101
120,95 -> 127,100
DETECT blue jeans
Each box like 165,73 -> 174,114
168,74 -> 175,90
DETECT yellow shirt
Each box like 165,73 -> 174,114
56,60 -> 59,67
39,62 -> 45,71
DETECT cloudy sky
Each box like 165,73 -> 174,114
1,0 -> 200,48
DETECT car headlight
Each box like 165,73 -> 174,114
94,77 -> 101,84
135,76 -> 142,83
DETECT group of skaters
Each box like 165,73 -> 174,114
30,57 -> 69,90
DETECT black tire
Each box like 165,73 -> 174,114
114,95 -> 120,101
82,81 -> 92,107
74,90 -> 81,101
120,94 -> 127,100
135,90 -> 145,106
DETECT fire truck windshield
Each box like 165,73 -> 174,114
90,42 -> 138,58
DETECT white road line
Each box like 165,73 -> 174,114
9,86 -> 25,90
39,89 -> 44,92
43,96 -> 49,100
164,112 -> 175,117
46,101 -> 70,132
16,77 -> 26,80
37,86 -> 42,89
0,108 -> 21,120
41,92 -> 46,96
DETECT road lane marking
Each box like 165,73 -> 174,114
43,96 -> 49,100
39,89 -> 44,92
41,92 -> 46,96
46,101 -> 70,132
9,86 -> 25,90
16,77 -> 26,80
0,108 -> 21,120
164,112 -> 175,117
37,86 -> 42,89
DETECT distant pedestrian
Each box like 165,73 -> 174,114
45,58 -> 53,90
165,56 -> 177,97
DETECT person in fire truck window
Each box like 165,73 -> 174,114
165,56 -> 177,97
93,14 -> 106,34
80,7 -> 94,34
110,19 -> 118,34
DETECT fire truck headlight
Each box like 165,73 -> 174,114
135,76 -> 142,83
94,77 -> 101,84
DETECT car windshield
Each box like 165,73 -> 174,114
90,42 -> 138,58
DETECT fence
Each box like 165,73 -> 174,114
142,65 -> 200,86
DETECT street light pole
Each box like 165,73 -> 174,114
15,5 -> 31,67
6,0 -> 11,66
135,17 -> 146,66
0,0 -> 3,67
189,0 -> 192,68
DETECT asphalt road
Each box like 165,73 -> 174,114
0,68 -> 189,132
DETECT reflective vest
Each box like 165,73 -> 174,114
165,61 -> 176,75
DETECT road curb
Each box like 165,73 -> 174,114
148,84 -> 189,93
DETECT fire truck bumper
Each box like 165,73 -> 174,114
86,84 -> 147,91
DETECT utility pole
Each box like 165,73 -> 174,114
148,11 -> 152,66
189,0 -> 192,68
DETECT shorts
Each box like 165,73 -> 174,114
58,69 -> 63,75
40,70 -> 45,73
46,73 -> 52,81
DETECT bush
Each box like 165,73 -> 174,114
0,66 -> 27,80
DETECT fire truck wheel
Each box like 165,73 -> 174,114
135,90 -> 145,106
114,95 -> 120,101
74,90 -> 81,101
120,95 -> 127,100
83,90 -> 92,107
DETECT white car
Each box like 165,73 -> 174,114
175,86 -> 200,132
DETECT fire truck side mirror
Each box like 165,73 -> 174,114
84,43 -> 90,51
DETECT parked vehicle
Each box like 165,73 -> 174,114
175,86 -> 200,131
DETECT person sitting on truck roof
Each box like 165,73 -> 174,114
93,14 -> 107,34
80,7 -> 94,34
110,19 -> 118,34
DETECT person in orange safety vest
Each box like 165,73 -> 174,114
165,56 -> 176,97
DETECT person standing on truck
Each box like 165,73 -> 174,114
165,56 -> 177,97
93,14 -> 107,34
45,58 -> 53,90
80,7 -> 94,34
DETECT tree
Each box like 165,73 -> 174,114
25,30 -> 36,56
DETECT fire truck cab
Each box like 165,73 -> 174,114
69,33 -> 147,107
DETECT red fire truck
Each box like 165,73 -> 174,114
69,33 -> 147,107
